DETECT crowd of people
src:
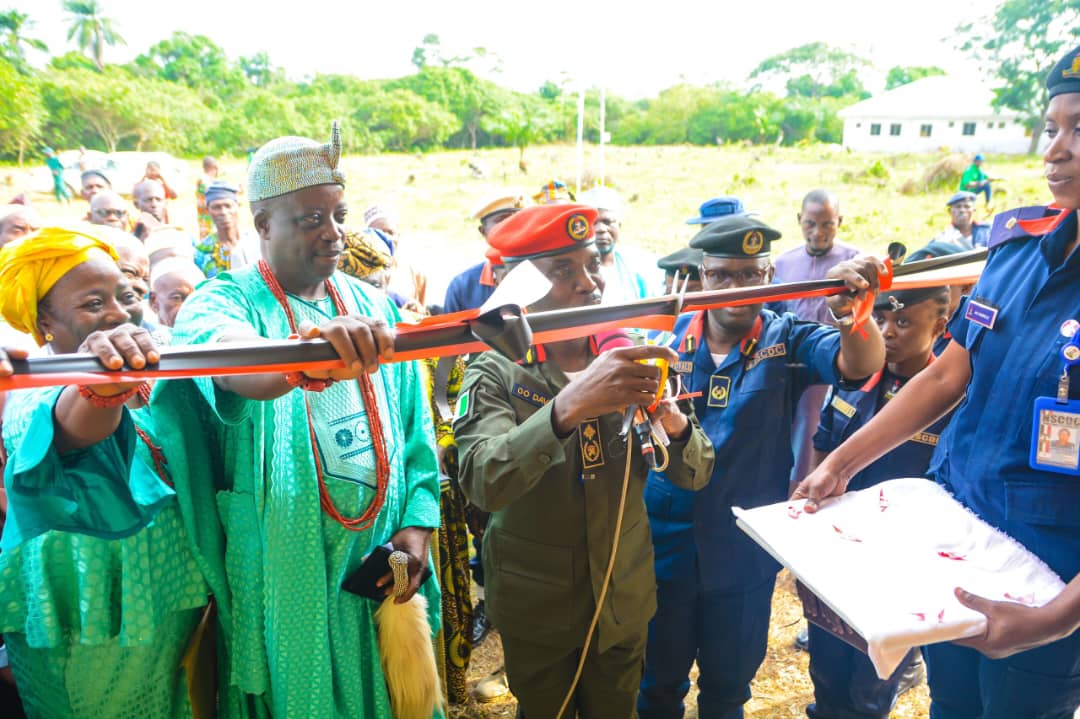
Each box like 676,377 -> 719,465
0,44 -> 1077,719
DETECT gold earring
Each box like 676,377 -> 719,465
44,332 -> 54,342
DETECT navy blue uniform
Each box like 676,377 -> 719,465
932,331 -> 952,357
807,368 -> 954,719
815,368 -> 953,491
443,261 -> 495,314
639,309 -> 853,719
923,207 -> 1080,719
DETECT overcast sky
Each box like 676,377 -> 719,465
12,0 -> 999,98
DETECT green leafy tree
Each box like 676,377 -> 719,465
885,65 -> 946,90
411,33 -> 442,69
47,50 -> 97,71
210,87 -> 305,154
130,32 -> 246,101
611,84 -> 717,145
353,88 -> 458,152
0,10 -> 47,73
290,92 -> 380,153
958,0 -> 1080,153
63,0 -> 125,71
41,67 -> 211,152
538,80 -> 562,101
785,69 -> 869,100
0,58 -> 44,163
239,52 -> 284,88
750,42 -> 869,98
389,66 -> 504,149
483,96 -> 557,165
286,75 -> 387,153
687,90 -> 782,145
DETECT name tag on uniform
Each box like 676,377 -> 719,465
511,383 -> 551,408
708,376 -> 730,408
1030,397 -> 1080,475
909,431 -> 939,446
745,343 -> 786,371
831,396 -> 857,418
965,298 -> 999,330
672,360 -> 694,375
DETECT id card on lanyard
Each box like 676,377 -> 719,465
1030,332 -> 1080,475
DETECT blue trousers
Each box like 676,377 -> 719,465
807,623 -> 915,719
638,575 -> 774,719
924,630 -> 1080,719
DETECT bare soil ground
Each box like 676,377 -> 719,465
450,571 -> 930,719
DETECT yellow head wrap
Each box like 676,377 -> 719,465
0,226 -> 120,345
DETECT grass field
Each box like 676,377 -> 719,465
2,143 -> 1052,718
5,141 -> 1047,302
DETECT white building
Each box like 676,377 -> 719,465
837,75 -> 1030,154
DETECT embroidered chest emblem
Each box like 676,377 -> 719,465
708,376 -> 731,408
580,419 -> 605,469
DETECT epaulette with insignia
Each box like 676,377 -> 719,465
988,206 -> 1058,249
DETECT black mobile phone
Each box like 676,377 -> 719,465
342,543 -> 394,601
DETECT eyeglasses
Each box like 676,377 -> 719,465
94,208 -> 127,219
701,267 -> 770,289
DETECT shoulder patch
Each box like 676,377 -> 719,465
453,387 -> 472,423
988,206 -> 1056,249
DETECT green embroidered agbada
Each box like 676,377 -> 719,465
0,387 -> 208,719
153,266 -> 441,719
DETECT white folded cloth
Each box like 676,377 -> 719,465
733,477 -> 1065,678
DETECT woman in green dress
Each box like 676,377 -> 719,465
0,226 -> 208,719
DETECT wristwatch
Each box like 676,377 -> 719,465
828,306 -> 856,327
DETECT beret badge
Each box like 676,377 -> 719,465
566,213 -> 590,241
742,230 -> 764,256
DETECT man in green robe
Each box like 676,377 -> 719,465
154,123 -> 441,719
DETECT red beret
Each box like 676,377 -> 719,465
487,204 -> 598,262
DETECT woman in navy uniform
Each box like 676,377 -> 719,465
806,285 -> 953,719
795,44 -> 1080,719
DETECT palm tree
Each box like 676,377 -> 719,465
0,10 -> 48,71
63,0 -> 125,71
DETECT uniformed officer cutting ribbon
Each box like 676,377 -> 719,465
637,213 -> 887,719
794,43 -> 1080,719
453,203 -> 716,718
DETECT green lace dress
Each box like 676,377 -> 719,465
0,387 -> 208,719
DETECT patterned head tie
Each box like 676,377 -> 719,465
247,121 -> 345,202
